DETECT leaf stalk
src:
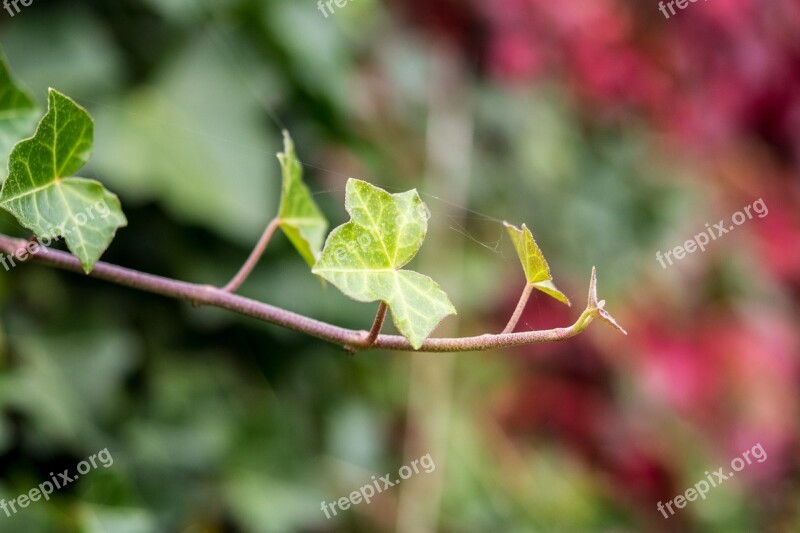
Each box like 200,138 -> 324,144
501,283 -> 534,334
222,217 -> 281,293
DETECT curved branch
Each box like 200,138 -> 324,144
0,234 -> 623,353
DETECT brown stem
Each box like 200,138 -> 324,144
501,283 -> 534,334
0,233 -> 616,353
364,301 -> 388,347
343,301 -> 389,354
222,217 -> 281,293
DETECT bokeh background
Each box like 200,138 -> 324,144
1,0 -> 799,531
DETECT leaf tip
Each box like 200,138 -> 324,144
588,266 -> 598,308
280,129 -> 294,152
585,267 -> 627,335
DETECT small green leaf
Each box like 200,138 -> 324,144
277,131 -> 328,267
0,89 -> 127,273
313,179 -> 456,349
0,51 -> 40,180
504,221 -> 570,306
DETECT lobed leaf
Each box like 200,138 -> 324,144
0,89 -> 127,273
504,221 -> 570,306
313,179 -> 456,349
277,131 -> 328,267
0,51 -> 40,180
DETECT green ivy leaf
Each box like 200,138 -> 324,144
313,179 -> 456,349
277,131 -> 328,267
0,51 -> 40,180
0,89 -> 127,273
504,221 -> 570,306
